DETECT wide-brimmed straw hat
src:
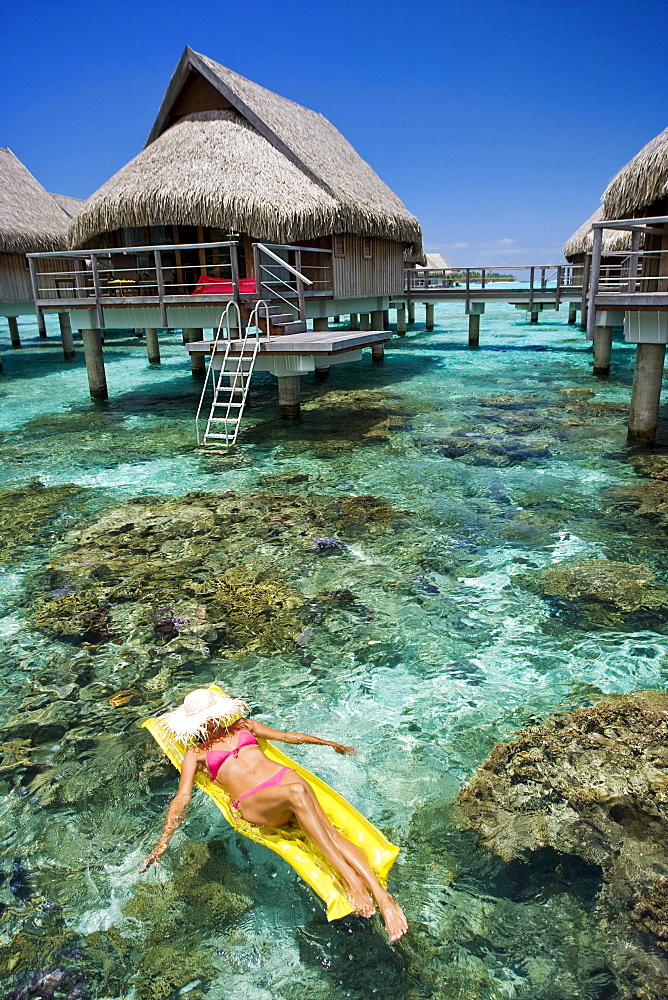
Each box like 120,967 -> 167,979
158,687 -> 248,741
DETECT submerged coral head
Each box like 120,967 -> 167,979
313,537 -> 346,552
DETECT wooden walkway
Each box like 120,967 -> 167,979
185,328 -> 391,357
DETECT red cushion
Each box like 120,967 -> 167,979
192,275 -> 256,295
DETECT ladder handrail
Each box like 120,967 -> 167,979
195,301 -> 240,445
196,300 -> 270,448
253,243 -> 314,285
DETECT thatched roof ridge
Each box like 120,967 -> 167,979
563,206 -> 634,260
419,252 -> 453,270
50,193 -> 85,218
0,147 -> 72,253
603,127 -> 668,219
70,48 -> 422,251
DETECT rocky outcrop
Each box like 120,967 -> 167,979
456,691 -> 668,998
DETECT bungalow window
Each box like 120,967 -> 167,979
334,235 -> 345,257
363,237 -> 372,259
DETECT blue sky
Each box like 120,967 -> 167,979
1,0 -> 667,265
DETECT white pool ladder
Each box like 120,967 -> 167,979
195,300 -> 270,449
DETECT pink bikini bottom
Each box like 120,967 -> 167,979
231,766 -> 294,810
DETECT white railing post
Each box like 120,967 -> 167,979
90,254 -> 105,329
153,250 -> 168,327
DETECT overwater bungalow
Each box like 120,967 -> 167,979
583,125 -> 668,439
28,47 -> 422,424
0,148 -> 82,350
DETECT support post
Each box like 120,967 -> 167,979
628,343 -> 666,445
468,313 -> 480,347
383,309 -> 390,329
580,254 -> 591,331
425,303 -> 434,330
333,315 -> 340,324
528,266 -> 535,318
349,313 -> 359,330
28,257 -> 47,338
370,309 -> 384,330
371,342 -> 385,363
360,314 -> 370,331
568,305 -> 577,325
145,328 -> 161,364
58,313 -> 74,359
530,311 -> 539,323
313,317 -> 328,332
396,303 -> 406,336
82,328 -> 108,399
183,328 -> 206,377
315,366 -> 330,381
593,325 -> 613,377
586,228 -> 603,344
407,301 -> 415,324
37,311 -> 48,339
278,375 -> 300,419
8,316 -> 21,348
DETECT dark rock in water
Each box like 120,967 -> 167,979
456,690 -> 668,999
153,607 -> 190,637
313,536 -> 346,552
9,858 -> 30,899
416,576 -> 440,594
320,589 -> 359,602
4,966 -> 89,1000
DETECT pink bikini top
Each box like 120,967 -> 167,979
206,730 -> 259,782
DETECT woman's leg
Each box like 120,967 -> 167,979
238,780 -> 375,916
295,781 -> 408,941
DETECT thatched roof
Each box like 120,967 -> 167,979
70,48 -> 422,252
563,206 -> 634,260
418,252 -> 453,270
50,193 -> 84,218
603,126 -> 668,219
0,147 -> 73,253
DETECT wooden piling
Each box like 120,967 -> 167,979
37,311 -> 47,339
58,313 -> 75,359
628,343 -> 666,445
370,310 -> 384,331
360,314 -> 370,331
8,317 -> 21,348
568,306 -> 577,325
468,313 -> 480,348
408,301 -> 415,324
396,304 -> 406,336
82,329 -> 108,399
371,342 -> 385,363
183,328 -> 206,376
145,328 -> 161,364
278,375 -> 300,419
383,309 -> 390,329
333,315 -> 340,324
313,317 -> 328,332
530,311 -> 539,323
425,303 -> 434,330
315,366 -> 330,381
349,313 -> 359,330
593,325 -> 613,377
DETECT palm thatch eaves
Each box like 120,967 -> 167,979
603,126 -> 668,220
563,206 -> 633,260
69,48 -> 422,252
0,148 -> 75,253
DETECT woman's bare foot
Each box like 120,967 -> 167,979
343,877 -> 376,917
378,894 -> 408,942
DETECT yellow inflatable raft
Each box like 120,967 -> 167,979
142,688 -> 399,920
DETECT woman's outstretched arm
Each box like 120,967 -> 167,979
138,748 -> 202,871
241,718 -> 356,755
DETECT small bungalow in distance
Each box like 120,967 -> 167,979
0,148 -> 83,352
29,47 -> 422,421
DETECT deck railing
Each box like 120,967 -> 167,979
585,215 -> 668,340
405,264 -> 580,293
27,239 -> 334,329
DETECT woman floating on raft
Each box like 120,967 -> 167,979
139,688 -> 408,942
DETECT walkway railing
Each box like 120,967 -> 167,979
27,239 -> 334,329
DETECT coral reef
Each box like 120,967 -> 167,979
0,480 -> 87,565
537,559 -> 667,614
456,691 -> 668,998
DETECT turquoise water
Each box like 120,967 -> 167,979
0,305 -> 665,999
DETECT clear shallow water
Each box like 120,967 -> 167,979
0,305 -> 666,999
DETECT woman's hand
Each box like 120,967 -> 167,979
138,848 -> 163,873
333,743 -> 356,756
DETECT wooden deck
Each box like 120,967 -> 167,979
185,328 -> 392,357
